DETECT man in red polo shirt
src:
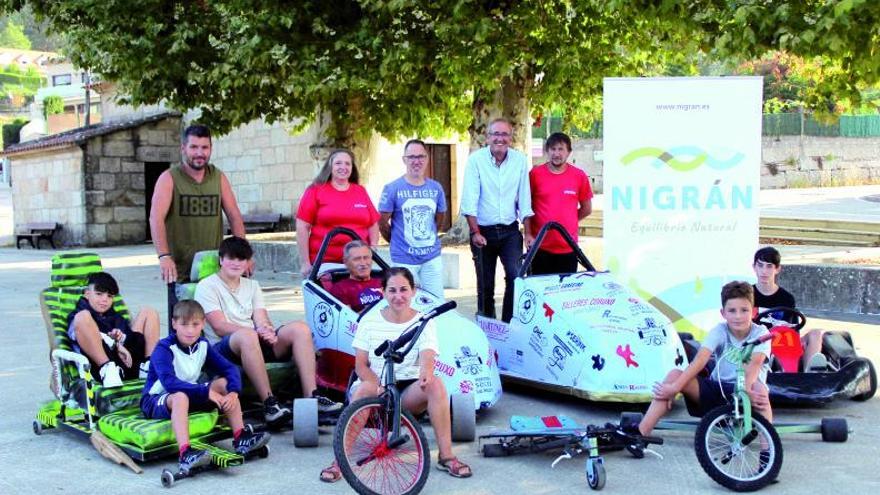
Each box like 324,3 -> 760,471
524,132 -> 593,275
329,240 -> 383,312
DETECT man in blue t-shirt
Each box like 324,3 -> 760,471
378,139 -> 448,298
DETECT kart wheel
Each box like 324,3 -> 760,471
852,359 -> 876,402
293,398 -> 319,447
695,405 -> 782,492
619,412 -> 643,431
586,458 -> 606,490
482,443 -> 510,457
32,420 -> 43,436
334,397 -> 430,495
821,418 -> 848,443
450,393 -> 476,442
161,469 -> 175,488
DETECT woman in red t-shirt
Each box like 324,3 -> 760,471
295,149 -> 380,276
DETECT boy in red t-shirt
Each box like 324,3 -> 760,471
524,132 -> 593,275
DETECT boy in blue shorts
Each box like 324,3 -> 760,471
141,300 -> 270,474
636,281 -> 773,439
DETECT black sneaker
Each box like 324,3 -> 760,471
179,447 -> 212,474
264,396 -> 291,425
234,430 -> 271,456
313,394 -> 343,414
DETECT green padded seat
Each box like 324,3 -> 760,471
40,253 -> 140,415
99,408 -> 219,450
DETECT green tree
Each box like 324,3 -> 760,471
0,18 -> 30,49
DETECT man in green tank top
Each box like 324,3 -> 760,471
149,124 -> 246,283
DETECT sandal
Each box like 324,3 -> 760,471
319,461 -> 342,483
437,457 -> 472,478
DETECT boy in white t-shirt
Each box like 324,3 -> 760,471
194,236 -> 341,426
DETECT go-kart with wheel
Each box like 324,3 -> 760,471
303,228 -> 499,438
678,306 -> 877,405
34,253 -> 270,484
333,301 -> 459,495
482,222 -> 688,402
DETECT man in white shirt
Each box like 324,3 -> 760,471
460,118 -> 533,322
194,236 -> 341,427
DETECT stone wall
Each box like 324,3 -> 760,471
209,119 -> 321,219
10,147 -> 86,245
569,136 -> 880,194
82,117 -> 181,245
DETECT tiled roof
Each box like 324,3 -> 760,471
1,111 -> 181,157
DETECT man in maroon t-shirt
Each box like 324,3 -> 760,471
329,240 -> 383,312
524,132 -> 593,275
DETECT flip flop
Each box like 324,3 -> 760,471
437,457 -> 472,478
319,462 -> 342,483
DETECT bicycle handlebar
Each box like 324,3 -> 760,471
374,301 -> 458,357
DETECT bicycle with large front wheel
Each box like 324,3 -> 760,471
694,332 -> 782,492
333,301 -> 458,495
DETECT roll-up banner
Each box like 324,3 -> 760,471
602,77 -> 763,339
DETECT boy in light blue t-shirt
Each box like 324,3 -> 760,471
378,139 -> 448,298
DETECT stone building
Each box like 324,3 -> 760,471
2,112 -> 181,246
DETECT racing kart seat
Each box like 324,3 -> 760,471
40,252 -> 144,416
770,326 -> 803,373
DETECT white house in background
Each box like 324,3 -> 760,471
20,59 -> 101,141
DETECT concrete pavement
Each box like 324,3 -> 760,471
0,245 -> 877,494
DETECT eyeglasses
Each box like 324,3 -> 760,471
404,154 -> 428,161
488,131 -> 511,138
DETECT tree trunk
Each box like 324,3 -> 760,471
445,77 -> 532,245
309,98 -> 373,180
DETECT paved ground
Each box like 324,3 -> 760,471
1,245 -> 878,494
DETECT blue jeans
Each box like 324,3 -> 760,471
471,222 -> 522,322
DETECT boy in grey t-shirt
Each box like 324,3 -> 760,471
636,281 -> 773,439
378,139 -> 448,298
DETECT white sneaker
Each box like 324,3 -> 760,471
138,360 -> 150,379
805,353 -> 828,372
99,362 -> 124,387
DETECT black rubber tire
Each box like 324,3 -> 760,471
293,398 -> 319,447
852,359 -> 877,402
482,443 -> 510,457
161,469 -> 175,488
821,418 -> 848,443
450,393 -> 476,442
32,420 -> 42,435
619,412 -> 643,430
333,397 -> 430,495
695,405 -> 782,492
586,459 -> 606,490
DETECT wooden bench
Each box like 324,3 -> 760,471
226,213 -> 283,234
16,222 -> 62,249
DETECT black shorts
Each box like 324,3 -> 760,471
685,377 -> 735,417
96,332 -> 146,381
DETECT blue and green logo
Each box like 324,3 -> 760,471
621,146 -> 744,172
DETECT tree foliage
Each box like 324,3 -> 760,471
0,18 -> 30,49
685,0 -> 880,112
4,0 -> 879,148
